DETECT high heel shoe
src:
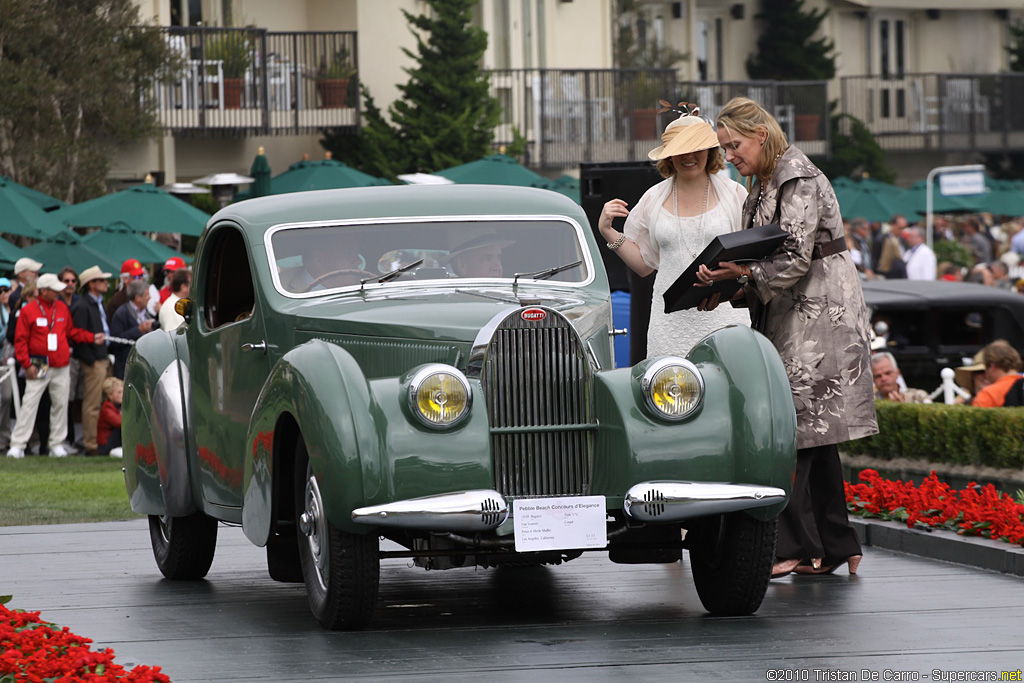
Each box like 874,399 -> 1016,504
794,554 -> 862,575
771,558 -> 801,578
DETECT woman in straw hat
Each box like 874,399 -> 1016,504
597,107 -> 749,358
699,96 -> 877,579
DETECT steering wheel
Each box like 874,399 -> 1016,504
299,268 -> 377,293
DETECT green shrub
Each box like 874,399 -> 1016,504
844,401 -> 1024,469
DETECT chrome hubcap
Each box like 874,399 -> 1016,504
302,472 -> 329,590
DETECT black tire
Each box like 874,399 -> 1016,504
294,437 -> 379,630
148,512 -> 218,580
688,513 -> 778,616
267,531 -> 304,583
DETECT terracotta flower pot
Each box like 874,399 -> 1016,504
316,78 -> 349,109
632,108 -> 658,139
794,114 -> 821,141
223,77 -> 244,109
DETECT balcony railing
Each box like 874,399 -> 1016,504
152,27 -> 359,135
840,73 -> 1024,153
486,69 -> 830,170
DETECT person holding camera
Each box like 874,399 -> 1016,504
109,280 -> 157,380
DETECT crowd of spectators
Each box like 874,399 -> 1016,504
844,211 -> 1024,290
2,255 -> 190,458
852,210 -> 1024,407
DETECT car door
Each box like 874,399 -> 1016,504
188,223 -> 271,509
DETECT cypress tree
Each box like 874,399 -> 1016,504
746,0 -> 835,80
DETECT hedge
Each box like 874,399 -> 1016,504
842,401 -> 1024,470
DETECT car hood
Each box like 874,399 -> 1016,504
283,286 -> 609,343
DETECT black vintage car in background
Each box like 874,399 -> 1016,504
862,279 -> 1024,392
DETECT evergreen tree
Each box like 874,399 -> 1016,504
746,0 -> 835,80
1007,21 -> 1024,72
322,0 -> 500,180
0,0 -> 173,202
817,110 -> 896,184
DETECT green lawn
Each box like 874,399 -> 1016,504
0,456 -> 143,526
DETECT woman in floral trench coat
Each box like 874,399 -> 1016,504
698,97 -> 878,579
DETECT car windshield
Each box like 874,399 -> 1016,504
270,218 -> 590,295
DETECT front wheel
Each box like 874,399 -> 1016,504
688,513 -> 778,616
148,512 -> 218,580
294,437 -> 379,630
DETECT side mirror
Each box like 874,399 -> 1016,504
174,297 -> 193,323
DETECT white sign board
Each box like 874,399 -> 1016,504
513,496 -> 606,552
939,171 -> 986,197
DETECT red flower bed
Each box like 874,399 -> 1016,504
0,600 -> 169,682
846,469 -> 1024,546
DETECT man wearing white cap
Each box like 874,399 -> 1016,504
71,266 -> 113,455
7,274 -> 105,458
7,257 -> 42,330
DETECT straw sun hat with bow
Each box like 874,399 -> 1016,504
647,106 -> 721,161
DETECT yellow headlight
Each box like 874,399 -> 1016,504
641,358 -> 704,421
409,366 -> 472,429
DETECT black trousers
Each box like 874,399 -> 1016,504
776,443 -> 861,562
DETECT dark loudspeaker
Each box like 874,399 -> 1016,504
730,3 -> 744,20
580,161 -> 662,366
926,9 -> 940,20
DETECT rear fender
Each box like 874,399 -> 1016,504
123,327 -> 196,517
243,340 -> 379,545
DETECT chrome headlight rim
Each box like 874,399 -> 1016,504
406,364 -> 473,430
639,356 -> 704,422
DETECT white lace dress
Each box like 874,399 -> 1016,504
647,202 -> 751,358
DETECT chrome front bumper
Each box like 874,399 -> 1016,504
351,481 -> 786,533
351,490 -> 508,532
623,481 -> 787,522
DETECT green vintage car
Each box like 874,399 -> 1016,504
123,184 -> 796,630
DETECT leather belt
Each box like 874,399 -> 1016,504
812,236 -> 848,260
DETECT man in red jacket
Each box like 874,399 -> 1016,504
6,274 -> 105,458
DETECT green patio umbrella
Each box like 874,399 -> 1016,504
903,179 -> 986,216
0,178 -> 76,239
434,154 -> 552,187
81,222 -> 191,267
976,177 -> 1024,217
834,178 -> 912,223
0,175 -> 67,212
0,237 -> 33,273
21,231 -> 120,274
249,146 -> 272,198
269,157 -> 390,194
55,182 -> 211,236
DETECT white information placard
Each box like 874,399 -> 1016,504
939,171 -> 986,197
512,496 -> 606,552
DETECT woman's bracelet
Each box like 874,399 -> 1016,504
607,233 -> 627,251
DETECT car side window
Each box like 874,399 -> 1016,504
204,227 -> 256,329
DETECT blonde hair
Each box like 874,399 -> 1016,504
715,96 -> 788,185
655,148 -> 726,179
102,376 -> 123,399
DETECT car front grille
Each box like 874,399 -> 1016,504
480,308 -> 596,498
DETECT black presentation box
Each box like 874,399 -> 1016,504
663,223 -> 788,313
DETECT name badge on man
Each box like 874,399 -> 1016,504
47,333 -> 57,351
36,317 -> 47,327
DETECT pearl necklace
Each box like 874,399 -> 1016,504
673,174 -> 710,258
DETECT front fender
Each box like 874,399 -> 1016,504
243,340 -> 379,544
592,325 -> 796,521
123,327 -> 195,517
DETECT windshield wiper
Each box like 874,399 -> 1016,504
360,258 -> 425,290
512,260 -> 583,287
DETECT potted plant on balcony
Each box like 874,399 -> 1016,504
205,33 -> 253,109
629,73 -> 671,139
315,49 -> 356,109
